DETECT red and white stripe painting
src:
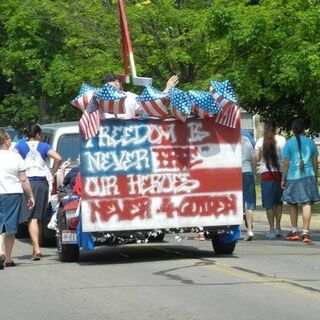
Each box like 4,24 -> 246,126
81,117 -> 242,232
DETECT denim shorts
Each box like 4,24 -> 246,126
261,180 -> 283,209
242,173 -> 256,212
0,193 -> 22,235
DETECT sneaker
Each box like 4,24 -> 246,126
244,231 -> 254,241
285,231 -> 300,241
301,233 -> 311,243
275,229 -> 282,237
194,233 -> 205,241
265,231 -> 276,239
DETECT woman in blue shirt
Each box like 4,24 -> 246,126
281,119 -> 319,243
15,124 -> 62,259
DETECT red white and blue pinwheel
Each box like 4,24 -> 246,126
95,83 -> 127,115
136,86 -> 169,118
71,83 -> 99,112
168,87 -> 192,122
189,90 -> 221,119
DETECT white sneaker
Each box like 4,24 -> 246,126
244,231 -> 254,241
265,231 -> 276,239
275,229 -> 282,237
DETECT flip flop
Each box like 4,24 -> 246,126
0,255 -> 5,270
4,261 -> 16,267
31,253 -> 41,261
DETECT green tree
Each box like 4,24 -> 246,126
1,0 -> 319,134
206,0 -> 320,132
0,0 -> 121,125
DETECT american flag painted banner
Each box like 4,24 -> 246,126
80,118 -> 243,232
79,96 -> 100,140
71,83 -> 99,112
136,86 -> 169,118
95,83 -> 127,114
210,80 -> 240,128
189,90 -> 221,119
168,87 -> 192,122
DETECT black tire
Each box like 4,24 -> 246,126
204,231 -> 212,240
212,234 -> 236,254
148,233 -> 165,242
57,211 -> 79,262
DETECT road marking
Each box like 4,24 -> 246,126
206,261 -> 320,301
154,246 -> 320,300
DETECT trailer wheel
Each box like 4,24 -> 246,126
212,234 -> 236,255
57,212 -> 79,262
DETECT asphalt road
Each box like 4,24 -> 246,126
1,222 -> 320,320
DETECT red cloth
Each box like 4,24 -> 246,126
261,171 -> 282,182
72,173 -> 82,196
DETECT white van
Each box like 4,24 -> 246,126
41,122 -> 80,244
41,121 -> 80,166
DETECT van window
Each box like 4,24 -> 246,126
56,134 -> 80,162
42,133 -> 53,145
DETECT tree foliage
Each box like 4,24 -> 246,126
206,0 -> 320,132
0,0 -> 319,133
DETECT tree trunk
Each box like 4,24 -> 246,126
38,95 -> 47,124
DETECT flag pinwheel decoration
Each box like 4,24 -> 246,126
71,83 -> 99,112
210,80 -> 240,128
95,83 -> 127,115
168,88 -> 192,122
189,90 -> 221,119
136,86 -> 169,118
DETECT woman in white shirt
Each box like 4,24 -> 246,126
255,120 -> 286,238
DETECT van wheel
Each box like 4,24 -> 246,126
58,242 -> 79,262
57,212 -> 79,262
40,203 -> 56,247
212,234 -> 236,254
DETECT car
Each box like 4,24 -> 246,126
0,126 -> 18,140
16,122 -> 80,246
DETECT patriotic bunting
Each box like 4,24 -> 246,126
210,80 -> 240,128
168,88 -> 192,122
95,83 -> 127,115
189,90 -> 221,119
136,86 -> 169,118
79,96 -> 100,140
210,80 -> 238,103
71,83 -> 99,112
72,78 -> 240,134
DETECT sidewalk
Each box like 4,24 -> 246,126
253,207 -> 320,229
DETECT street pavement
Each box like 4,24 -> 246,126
1,209 -> 320,320
253,206 -> 320,230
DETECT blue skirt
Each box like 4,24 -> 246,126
0,193 -> 22,234
282,176 -> 320,204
